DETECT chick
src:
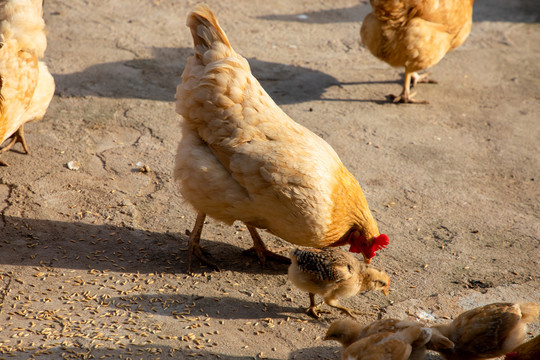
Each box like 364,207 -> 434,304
288,247 -> 389,318
325,318 -> 452,360
505,334 -> 540,360
340,325 -> 433,360
429,302 -> 539,360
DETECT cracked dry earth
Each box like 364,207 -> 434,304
0,0 -> 539,359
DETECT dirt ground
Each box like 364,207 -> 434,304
0,0 -> 539,359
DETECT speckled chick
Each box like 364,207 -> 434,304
288,247 -> 389,318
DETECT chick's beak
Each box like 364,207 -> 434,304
382,287 -> 389,296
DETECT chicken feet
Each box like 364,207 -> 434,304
411,71 -> 438,88
0,126 -> 30,166
306,293 -> 332,319
390,72 -> 430,104
187,212 -> 221,273
306,293 -> 357,319
242,225 -> 291,265
186,213 -> 290,273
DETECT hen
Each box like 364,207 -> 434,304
340,326 -> 433,360
325,318 -> 453,359
361,0 -> 474,103
0,0 -> 55,165
288,247 -> 389,318
174,5 -> 389,272
324,319 -> 454,360
505,334 -> 540,360
429,302 -> 539,360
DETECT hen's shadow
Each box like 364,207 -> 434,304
53,47 -> 339,105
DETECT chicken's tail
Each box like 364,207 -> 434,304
0,0 -> 47,57
519,302 -> 539,323
187,4 -> 232,61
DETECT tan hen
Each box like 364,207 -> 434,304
174,5 -> 388,272
361,0 -> 474,103
0,0 -> 55,165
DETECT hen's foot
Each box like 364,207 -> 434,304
389,92 -> 429,104
244,225 -> 291,265
188,243 -> 221,273
411,72 -> 438,87
0,126 -> 30,155
242,246 -> 291,266
186,211 -> 220,274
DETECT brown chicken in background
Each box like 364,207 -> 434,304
339,326 -> 433,360
505,334 -> 540,360
175,5 -> 389,272
361,0 -> 474,104
325,318 -> 453,359
0,0 -> 55,165
288,247 -> 389,318
429,302 -> 539,360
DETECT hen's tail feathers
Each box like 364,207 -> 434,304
187,4 -> 231,59
519,302 -> 539,323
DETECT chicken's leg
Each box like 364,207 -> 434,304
390,72 -> 429,104
411,71 -> 438,88
0,126 -> 30,166
243,224 -> 291,265
306,292 -> 330,318
187,211 -> 220,273
325,298 -> 357,319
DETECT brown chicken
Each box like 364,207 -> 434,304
0,0 -> 55,165
325,318 -> 453,360
505,334 -> 540,360
340,326 -> 433,360
361,0 -> 474,103
429,302 -> 540,360
174,5 -> 389,272
288,247 -> 389,318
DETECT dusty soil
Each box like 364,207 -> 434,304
0,0 -> 539,359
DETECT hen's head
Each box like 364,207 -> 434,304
348,230 -> 389,264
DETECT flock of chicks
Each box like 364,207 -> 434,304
1,0 -> 538,359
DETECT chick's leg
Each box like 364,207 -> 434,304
187,211 -> 220,273
325,298 -> 357,319
391,72 -> 429,104
306,293 -> 329,318
243,225 -> 291,265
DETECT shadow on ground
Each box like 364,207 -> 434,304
0,216 -> 289,275
52,47 -> 339,105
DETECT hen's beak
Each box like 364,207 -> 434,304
383,287 -> 389,296
362,254 -> 371,264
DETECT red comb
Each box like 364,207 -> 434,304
374,234 -> 389,251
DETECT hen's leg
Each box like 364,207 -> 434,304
187,211 -> 220,273
411,71 -> 438,88
325,298 -> 357,319
0,126 -> 30,166
390,72 -> 429,104
243,225 -> 291,265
